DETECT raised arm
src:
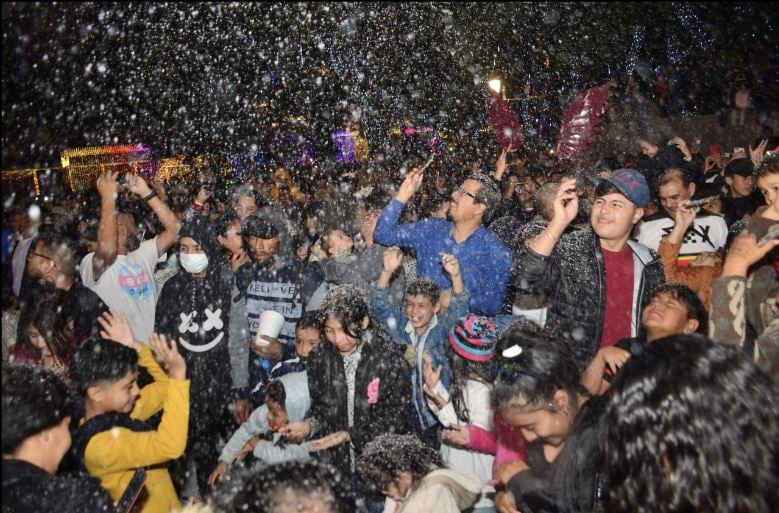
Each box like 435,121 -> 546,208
373,167 -> 426,247
125,173 -> 181,256
527,178 -> 578,256
93,172 -> 121,281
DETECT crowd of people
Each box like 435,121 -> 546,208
2,114 -> 779,513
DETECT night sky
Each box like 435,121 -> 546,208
2,2 -> 777,169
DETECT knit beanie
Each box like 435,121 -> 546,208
449,314 -> 498,362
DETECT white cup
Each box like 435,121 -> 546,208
255,310 -> 285,345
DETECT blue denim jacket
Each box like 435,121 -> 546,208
370,284 -> 471,430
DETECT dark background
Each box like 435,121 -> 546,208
3,2 -> 777,169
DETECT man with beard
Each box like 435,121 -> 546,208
25,228 -> 108,338
238,214 -> 304,409
80,172 -> 180,344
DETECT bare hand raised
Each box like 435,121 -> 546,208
149,332 -> 186,380
395,167 -> 424,203
98,310 -> 140,351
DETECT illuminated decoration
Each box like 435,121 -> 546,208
156,155 -> 191,183
0,167 -> 54,197
60,144 -> 156,192
332,130 -> 368,164
390,126 -> 434,136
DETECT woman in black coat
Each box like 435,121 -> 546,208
281,285 -> 411,481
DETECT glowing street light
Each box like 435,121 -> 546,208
488,78 -> 502,94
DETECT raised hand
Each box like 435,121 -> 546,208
669,137 -> 691,160
750,138 -> 768,168
494,144 -> 513,180
552,178 -> 579,226
96,171 -> 120,201
98,310 -> 140,351
422,353 -> 443,392
722,232 -> 779,277
395,167 -> 424,203
383,246 -> 403,275
440,252 -> 460,278
674,202 -> 699,231
149,332 -> 186,380
124,173 -> 153,198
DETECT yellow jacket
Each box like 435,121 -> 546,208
83,345 -> 190,513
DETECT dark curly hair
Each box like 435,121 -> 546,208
213,459 -> 355,513
357,433 -> 443,494
405,278 -> 440,306
606,334 -> 779,513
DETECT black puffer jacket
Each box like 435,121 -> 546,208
513,229 -> 665,372
306,326 -> 411,477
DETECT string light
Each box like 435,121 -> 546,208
60,144 -> 155,191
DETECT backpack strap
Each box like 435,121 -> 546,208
67,413 -> 153,473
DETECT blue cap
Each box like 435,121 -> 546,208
599,168 -> 650,208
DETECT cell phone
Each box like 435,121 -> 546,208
116,468 -> 147,513
116,172 -> 127,185
733,147 -> 745,154
724,152 -> 731,159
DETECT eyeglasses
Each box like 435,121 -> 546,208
454,186 -> 478,201
27,251 -> 53,262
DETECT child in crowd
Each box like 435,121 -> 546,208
207,372 -> 311,486
423,314 -> 499,513
357,433 -> 482,513
581,283 -> 707,395
68,310 -> 190,513
371,247 -> 469,448
248,311 -> 322,408
10,291 -> 81,379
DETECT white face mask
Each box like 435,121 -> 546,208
179,252 -> 209,274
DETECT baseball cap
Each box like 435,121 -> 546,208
724,158 -> 754,178
596,168 -> 650,208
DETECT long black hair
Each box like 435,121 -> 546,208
491,321 -> 588,414
606,334 -> 779,513
447,344 -> 494,424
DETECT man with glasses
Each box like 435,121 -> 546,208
26,229 -> 107,338
374,167 -> 512,316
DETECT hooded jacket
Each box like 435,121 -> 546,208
389,469 -> 482,513
154,217 -> 233,463
218,370 -> 311,465
306,327 -> 411,478
514,229 -> 665,372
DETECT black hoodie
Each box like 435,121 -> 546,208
154,216 -> 233,487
